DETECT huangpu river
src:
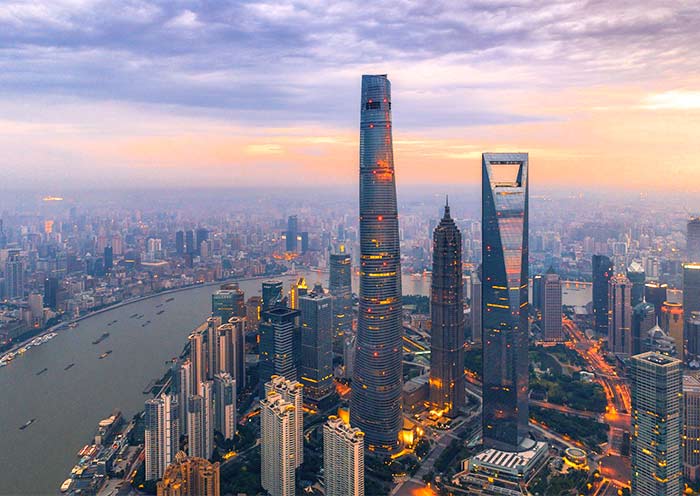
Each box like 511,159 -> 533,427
0,269 -> 589,494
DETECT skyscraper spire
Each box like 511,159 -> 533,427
351,74 -> 403,453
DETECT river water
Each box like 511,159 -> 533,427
0,269 -> 588,494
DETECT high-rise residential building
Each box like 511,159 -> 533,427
627,261 -> 646,307
4,251 -> 24,299
645,282 -> 668,322
688,217 -> 700,263
351,74 -> 403,453
661,301 -> 684,359
630,352 -> 682,496
145,394 -> 180,481
260,390 -> 296,496
470,269 -> 482,343
262,280 -> 283,311
481,152 -> 529,452
259,306 -> 300,388
213,373 -> 236,441
542,268 -> 563,341
632,302 -> 656,356
324,416 -> 365,496
684,375 -> 700,483
157,451 -> 220,496
265,375 -> 304,467
329,248 -> 353,344
189,330 -> 207,395
687,313 -> 700,362
174,359 -> 192,435
44,276 -> 59,310
592,255 -> 614,335
175,231 -> 185,255
216,318 -> 245,393
608,274 -> 632,356
288,277 -> 308,310
205,317 -> 222,382
429,201 -> 465,417
187,382 -> 213,460
286,215 -> 299,253
299,289 -> 334,403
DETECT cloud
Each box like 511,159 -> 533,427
642,90 -> 700,110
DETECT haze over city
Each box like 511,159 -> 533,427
1,1 -> 699,190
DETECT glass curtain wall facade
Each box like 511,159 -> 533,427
481,152 -> 529,452
350,74 -> 403,453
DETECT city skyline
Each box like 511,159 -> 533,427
0,2 -> 699,190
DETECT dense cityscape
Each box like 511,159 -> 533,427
2,1 -> 700,495
0,71 -> 699,496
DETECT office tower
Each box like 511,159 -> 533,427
205,317 -> 222,381
632,302 -> 656,356
343,333 -> 356,379
286,215 -> 299,252
630,352 -> 682,496
542,268 -> 563,341
299,289 -> 334,403
645,282 -> 668,322
288,277 -> 308,310
644,324 -> 677,357
262,280 -> 283,311
265,375 -> 304,467
688,217 -> 700,263
260,391 -> 296,496
219,283 -> 246,317
684,375 -> 700,483
608,274 -> 633,356
627,261 -> 646,307
532,274 -> 544,312
157,452 -> 221,496
660,301 -> 684,359
189,330 -> 206,395
212,289 -> 237,323
4,251 -> 24,299
324,416 -> 365,496
175,231 -> 185,255
185,230 -> 195,255
470,270 -> 482,343
688,313 -> 700,361
351,74 -> 404,453
103,246 -> 113,271
259,307 -> 300,387
429,201 -> 465,417
217,318 -> 245,392
300,231 -> 309,253
246,296 -> 262,331
213,373 -> 236,441
329,249 -> 353,343
44,276 -> 58,310
685,263 -> 700,355
481,152 -> 529,452
592,255 -> 614,335
175,359 -> 192,435
195,228 -> 209,255
145,394 -> 180,481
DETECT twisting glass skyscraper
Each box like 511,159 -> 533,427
429,200 -> 465,417
350,74 -> 403,453
481,153 -> 529,452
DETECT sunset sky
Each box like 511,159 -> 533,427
1,0 -> 699,190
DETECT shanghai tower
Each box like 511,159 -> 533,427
481,153 -> 529,452
429,200 -> 466,417
350,74 -> 403,453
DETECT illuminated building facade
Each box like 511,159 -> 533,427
265,375 -> 304,467
299,289 -> 334,403
350,74 -> 403,453
592,255 -> 614,335
684,375 -> 700,483
429,201 -> 465,417
324,416 -> 365,496
608,274 -> 632,356
661,301 -> 684,359
262,280 -> 283,311
631,352 -> 682,496
259,306 -> 300,388
481,152 -> 529,452
156,451 -> 220,496
645,282 -> 668,322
